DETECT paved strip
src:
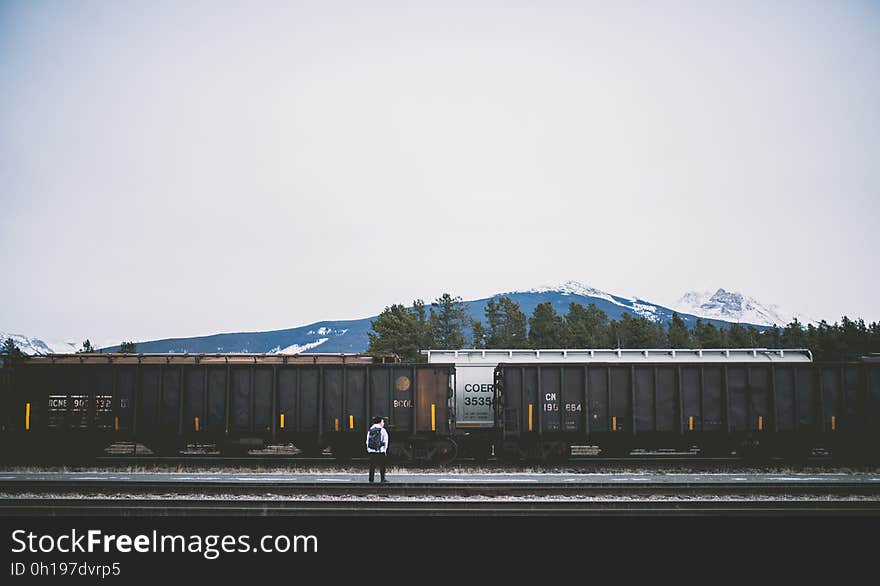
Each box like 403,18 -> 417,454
1,499 -> 879,517
0,471 -> 879,483
2,481 -> 879,498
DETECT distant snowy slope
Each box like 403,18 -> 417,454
0,332 -> 79,355
671,288 -> 817,327
100,322 -> 367,354
521,280 -> 664,322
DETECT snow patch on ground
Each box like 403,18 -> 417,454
276,338 -> 329,354
629,302 -> 660,322
306,327 -> 349,336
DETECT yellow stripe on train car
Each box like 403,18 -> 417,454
280,413 -> 285,429
25,403 -> 30,431
349,415 -> 354,430
194,417 -> 200,432
528,404 -> 533,432
431,403 -> 436,432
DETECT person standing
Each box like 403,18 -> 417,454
366,416 -> 389,483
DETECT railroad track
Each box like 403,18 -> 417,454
4,473 -> 878,516
17,454 -> 832,469
2,478 -> 878,497
1,498 -> 878,516
2,441 -> 842,467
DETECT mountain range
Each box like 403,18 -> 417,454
2,281 -> 813,356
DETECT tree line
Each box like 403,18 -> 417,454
367,293 -> 880,362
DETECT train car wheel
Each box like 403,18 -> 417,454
429,438 -> 458,466
829,438 -> 874,465
739,439 -> 772,463
219,444 -> 251,457
600,443 -> 632,457
471,442 -> 493,464
538,442 -> 571,463
698,439 -> 735,457
498,441 -> 522,463
149,440 -> 182,457
331,444 -> 354,462
294,440 -> 325,457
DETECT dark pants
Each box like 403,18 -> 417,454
368,452 -> 386,482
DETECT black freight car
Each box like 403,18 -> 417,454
0,361 -> 11,436
0,354 -> 456,464
493,360 -> 880,462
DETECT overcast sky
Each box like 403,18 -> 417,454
1,0 -> 878,345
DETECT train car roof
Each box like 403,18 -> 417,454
423,348 -> 813,363
14,353 -> 397,365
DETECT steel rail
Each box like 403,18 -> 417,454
0,498 -> 878,517
1,479 -> 879,497
19,454 -> 831,469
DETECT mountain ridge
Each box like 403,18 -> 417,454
3,281 -> 810,355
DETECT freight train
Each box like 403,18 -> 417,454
491,354 -> 880,462
1,349 -> 878,463
0,353 -> 456,463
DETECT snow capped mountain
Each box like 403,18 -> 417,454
515,281 -> 818,328
0,332 -> 80,355
518,280 -> 662,322
526,280 -> 620,305
671,288 -> 816,327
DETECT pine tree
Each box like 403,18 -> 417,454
746,325 -> 762,348
411,299 -> 434,353
612,313 -> 658,348
870,321 -> 880,354
693,319 -> 722,348
810,320 -> 841,361
1,337 -> 23,358
725,323 -> 753,347
428,293 -> 469,350
667,312 -> 691,348
757,325 -> 782,348
119,341 -> 137,353
485,296 -> 528,348
781,318 -> 806,349
528,302 -> 564,348
563,303 -> 610,347
368,301 -> 433,362
470,319 -> 487,349
654,320 -> 668,348
78,339 -> 95,353
839,316 -> 870,359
